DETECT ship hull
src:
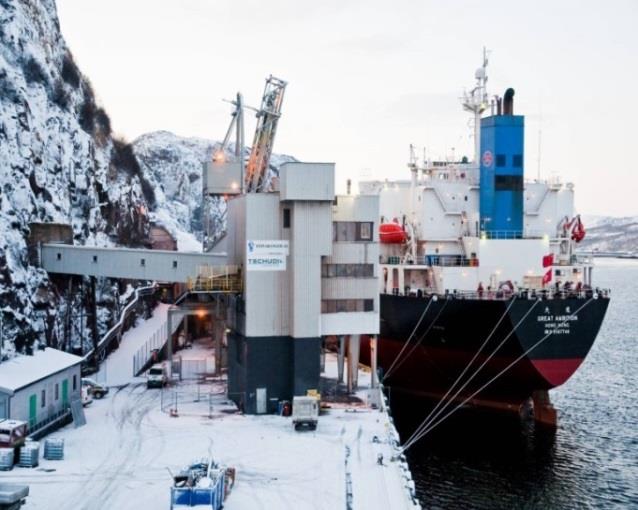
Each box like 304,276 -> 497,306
362,293 -> 609,409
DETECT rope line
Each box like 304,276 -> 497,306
381,299 -> 433,380
384,299 -> 449,380
401,298 -> 541,451
400,298 -> 594,452
399,296 -> 518,449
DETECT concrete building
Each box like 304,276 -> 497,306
0,348 -> 82,431
225,162 -> 379,413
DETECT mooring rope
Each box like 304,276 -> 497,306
381,298 -> 433,380
400,297 -> 594,453
399,296 -> 518,447
384,299 -> 449,381
400,298 -> 541,451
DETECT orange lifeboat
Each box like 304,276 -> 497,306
379,222 -> 407,244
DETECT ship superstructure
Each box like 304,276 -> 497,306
361,60 -> 591,299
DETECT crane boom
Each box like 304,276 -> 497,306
245,75 -> 287,193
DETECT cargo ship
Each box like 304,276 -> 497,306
359,53 -> 610,425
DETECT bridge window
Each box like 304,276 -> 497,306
173,261 -> 178,269
92,255 -> 98,263
56,253 -> 61,260
513,154 -> 523,167
140,258 -> 145,267
283,208 -> 291,228
496,154 -> 506,167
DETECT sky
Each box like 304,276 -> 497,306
56,0 -> 638,217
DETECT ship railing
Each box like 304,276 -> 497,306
385,287 -> 610,301
480,230 -> 547,240
381,255 -> 479,267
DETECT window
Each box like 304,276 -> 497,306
496,154 -> 506,167
513,154 -> 523,168
73,375 -> 77,391
283,208 -> 291,228
92,255 -> 98,263
56,253 -> 61,260
321,299 -> 375,313
55,383 -> 59,400
173,261 -> 178,269
321,264 -> 374,278
140,258 -> 145,267
41,389 -> 45,408
357,222 -> 372,241
333,222 -> 375,242
495,175 -> 523,191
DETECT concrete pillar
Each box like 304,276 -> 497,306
370,335 -> 378,389
337,335 -> 345,384
347,334 -> 360,393
214,313 -> 223,376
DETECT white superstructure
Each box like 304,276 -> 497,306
360,56 -> 593,297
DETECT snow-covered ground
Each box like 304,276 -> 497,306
4,323 -> 418,509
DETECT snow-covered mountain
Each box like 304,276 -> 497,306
579,215 -> 638,254
0,0 -> 154,354
133,130 -> 296,250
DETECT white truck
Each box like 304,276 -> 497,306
292,396 -> 319,431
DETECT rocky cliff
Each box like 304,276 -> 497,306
0,0 -> 153,354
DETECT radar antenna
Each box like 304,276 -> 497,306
462,48 -> 489,164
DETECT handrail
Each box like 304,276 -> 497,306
384,287 -> 610,301
82,283 -> 157,366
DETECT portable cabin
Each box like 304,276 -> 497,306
0,348 -> 82,433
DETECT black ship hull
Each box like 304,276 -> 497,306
362,293 -> 610,411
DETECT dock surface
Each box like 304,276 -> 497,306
4,347 -> 418,509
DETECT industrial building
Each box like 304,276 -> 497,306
0,348 -> 82,430
224,162 -> 379,413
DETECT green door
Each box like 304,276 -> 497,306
62,380 -> 69,407
28,394 -> 37,429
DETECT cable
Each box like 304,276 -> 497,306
401,298 -> 540,451
400,296 -> 517,448
381,298 -> 433,380
384,299 -> 449,380
401,298 -> 594,452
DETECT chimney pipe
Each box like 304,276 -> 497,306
496,97 -> 502,116
503,88 -> 515,115
346,179 -> 351,195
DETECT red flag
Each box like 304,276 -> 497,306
542,253 -> 554,268
542,269 -> 552,286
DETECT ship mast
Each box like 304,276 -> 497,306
462,48 -> 489,164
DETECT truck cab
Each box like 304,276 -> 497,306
292,396 -> 319,431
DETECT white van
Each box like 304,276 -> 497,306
147,363 -> 168,389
